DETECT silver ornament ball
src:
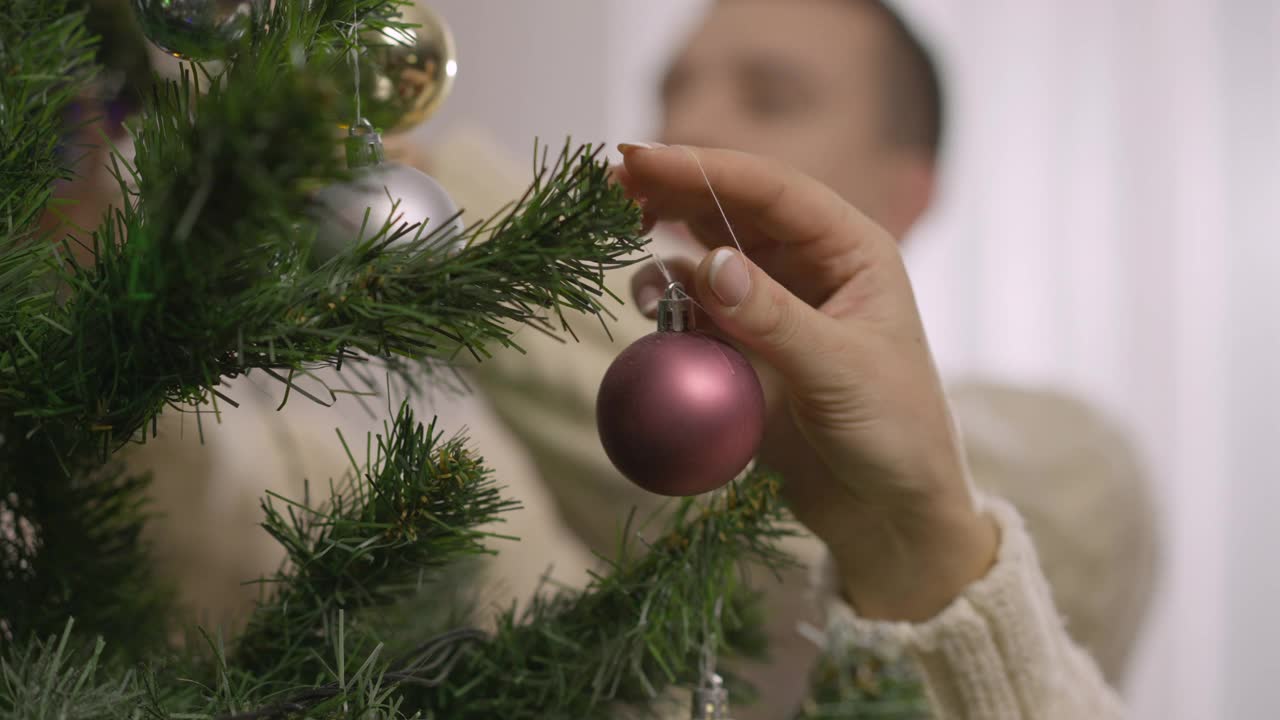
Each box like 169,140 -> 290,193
311,162 -> 464,263
131,0 -> 270,60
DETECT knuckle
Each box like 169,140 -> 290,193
745,156 -> 793,214
757,287 -> 801,351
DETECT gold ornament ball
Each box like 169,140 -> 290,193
337,4 -> 458,134
131,0 -> 270,60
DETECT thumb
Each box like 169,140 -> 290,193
696,247 -> 847,393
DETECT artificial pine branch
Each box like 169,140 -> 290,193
0,0 -> 172,659
232,403 -> 516,684
0,451 -> 171,660
0,0 -> 97,428
0,0 -> 642,651
416,469 -> 796,719
0,0 -> 98,241
131,467 -> 792,720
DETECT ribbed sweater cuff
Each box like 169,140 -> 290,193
818,496 -> 1124,719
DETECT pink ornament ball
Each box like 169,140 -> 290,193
596,330 -> 765,496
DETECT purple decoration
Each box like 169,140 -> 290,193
597,329 -> 765,497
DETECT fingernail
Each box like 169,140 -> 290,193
636,283 -> 662,315
617,142 -> 668,155
708,248 -> 750,307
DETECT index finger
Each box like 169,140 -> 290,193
618,143 -> 889,259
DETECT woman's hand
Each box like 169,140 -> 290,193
617,143 -> 998,622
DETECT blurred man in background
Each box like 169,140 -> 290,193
470,1 -> 1159,716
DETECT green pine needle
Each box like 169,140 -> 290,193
0,621 -> 141,719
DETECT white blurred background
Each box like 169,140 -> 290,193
415,1 -> 1280,717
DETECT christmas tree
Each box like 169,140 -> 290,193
0,1 -> 926,717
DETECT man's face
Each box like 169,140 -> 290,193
658,0 -> 912,233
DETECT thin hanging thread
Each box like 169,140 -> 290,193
700,595 -> 724,683
349,9 -> 362,127
646,147 -> 753,378
684,146 -> 748,268
650,146 -> 752,311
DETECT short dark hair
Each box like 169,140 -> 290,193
857,1 -> 945,158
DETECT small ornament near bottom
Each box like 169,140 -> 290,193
596,282 -> 765,496
690,595 -> 734,720
692,672 -> 732,720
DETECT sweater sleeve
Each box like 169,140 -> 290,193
818,496 -> 1126,720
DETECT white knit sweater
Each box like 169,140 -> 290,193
821,496 -> 1126,719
